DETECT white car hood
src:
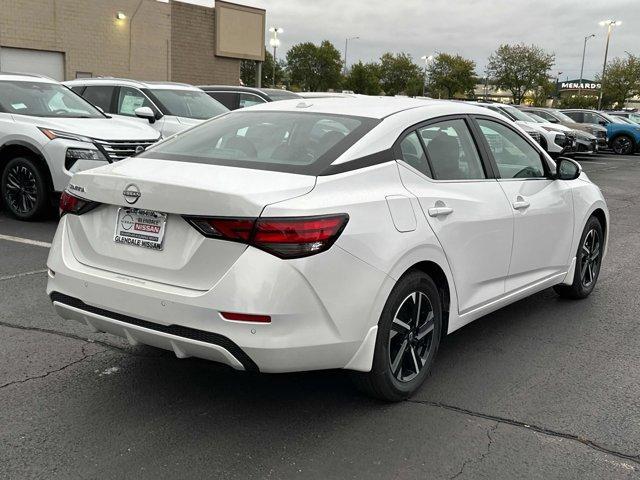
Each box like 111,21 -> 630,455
516,121 -> 547,135
15,115 -> 161,141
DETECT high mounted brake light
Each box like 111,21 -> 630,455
185,214 -> 349,259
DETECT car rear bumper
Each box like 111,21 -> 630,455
46,217 -> 387,373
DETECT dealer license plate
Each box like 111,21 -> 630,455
114,208 -> 167,250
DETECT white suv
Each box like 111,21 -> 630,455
0,73 -> 160,220
64,78 -> 228,137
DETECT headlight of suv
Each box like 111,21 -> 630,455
65,148 -> 107,170
38,127 -> 93,144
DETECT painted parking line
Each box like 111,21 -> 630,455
0,269 -> 48,281
0,234 -> 52,248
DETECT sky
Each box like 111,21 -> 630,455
177,0 -> 639,81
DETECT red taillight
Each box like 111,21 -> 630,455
220,311 -> 271,323
185,214 -> 349,259
59,190 -> 100,216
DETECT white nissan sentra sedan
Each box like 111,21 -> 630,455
47,97 -> 608,401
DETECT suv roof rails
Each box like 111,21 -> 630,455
75,77 -> 194,88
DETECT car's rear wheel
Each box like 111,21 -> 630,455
352,270 -> 442,401
554,215 -> 603,299
611,135 -> 634,155
1,157 -> 49,220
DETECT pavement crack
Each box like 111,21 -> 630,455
0,320 -> 132,355
450,422 -> 498,479
0,346 -> 105,389
408,399 -> 640,466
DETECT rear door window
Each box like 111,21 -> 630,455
206,91 -> 239,110
398,132 -> 431,177
82,86 -> 115,112
239,93 -> 266,108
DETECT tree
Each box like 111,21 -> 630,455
378,52 -> 424,96
344,61 -> 381,95
240,51 -> 285,87
599,55 -> 640,108
486,43 -> 555,104
426,53 -> 476,99
557,94 -> 598,109
525,77 -> 556,107
286,40 -> 342,91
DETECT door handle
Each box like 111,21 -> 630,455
512,196 -> 530,210
428,206 -> 454,217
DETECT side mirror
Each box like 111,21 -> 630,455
556,157 -> 582,180
135,106 -> 156,124
598,120 -> 608,126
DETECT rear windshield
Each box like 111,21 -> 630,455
143,88 -> 228,120
0,80 -> 104,118
139,111 -> 379,175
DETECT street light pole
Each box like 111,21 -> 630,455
598,20 -> 621,110
578,34 -> 595,97
268,27 -> 283,88
343,36 -> 359,76
420,54 -> 434,97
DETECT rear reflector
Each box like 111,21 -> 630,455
221,311 -> 271,323
185,214 -> 349,259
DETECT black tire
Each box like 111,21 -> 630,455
1,156 -> 49,220
611,135 -> 634,155
554,216 -> 603,299
352,270 -> 442,401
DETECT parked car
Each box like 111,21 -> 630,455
48,97 -> 608,401
605,110 -> 640,125
0,73 -> 160,220
524,111 -> 596,155
199,85 -> 300,111
517,106 -> 608,149
561,109 -> 640,155
471,102 -> 570,157
64,78 -> 228,137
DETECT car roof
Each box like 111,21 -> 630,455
238,96 -> 495,120
63,77 -> 198,91
0,72 -> 58,83
198,85 -> 265,93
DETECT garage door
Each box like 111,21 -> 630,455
0,47 -> 65,81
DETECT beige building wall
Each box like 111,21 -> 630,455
170,1 -> 241,86
0,0 -> 244,84
0,0 -> 172,81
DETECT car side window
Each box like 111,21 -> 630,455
398,132 -> 431,177
239,93 -> 266,108
207,92 -> 238,110
565,111 -> 583,123
477,119 -> 545,179
419,119 -> 486,180
582,112 -> 600,124
117,87 -> 152,116
82,86 -> 115,112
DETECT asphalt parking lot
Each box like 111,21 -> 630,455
1,153 -> 639,479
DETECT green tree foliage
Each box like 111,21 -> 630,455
343,61 -> 381,95
525,77 -> 556,107
487,43 -> 555,104
599,55 -> 640,108
286,40 -> 342,91
426,53 -> 476,99
240,51 -> 285,87
557,95 -> 599,109
378,52 -> 424,96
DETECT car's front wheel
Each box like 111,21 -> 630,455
353,270 -> 442,401
554,215 -> 603,299
1,156 -> 49,220
611,135 -> 634,155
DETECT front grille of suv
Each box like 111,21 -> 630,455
528,131 -> 542,144
94,138 -> 158,162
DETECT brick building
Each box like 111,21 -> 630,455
0,0 -> 265,85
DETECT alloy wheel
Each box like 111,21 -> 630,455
388,291 -> 435,382
5,164 -> 38,215
613,137 -> 632,155
580,228 -> 601,288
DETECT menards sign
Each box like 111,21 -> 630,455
558,79 -> 602,91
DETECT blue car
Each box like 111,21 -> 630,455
561,109 -> 640,155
